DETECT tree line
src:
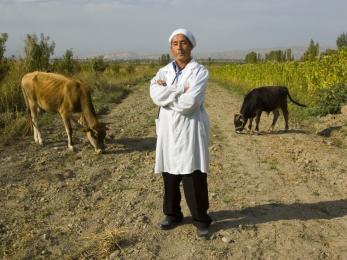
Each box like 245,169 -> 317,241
0,33 -> 151,84
244,32 -> 347,63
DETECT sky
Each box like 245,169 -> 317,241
1,0 -> 346,57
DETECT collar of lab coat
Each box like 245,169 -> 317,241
163,58 -> 199,73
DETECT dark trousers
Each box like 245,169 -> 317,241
162,170 -> 212,228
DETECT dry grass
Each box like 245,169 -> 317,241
77,227 -> 128,259
0,114 -> 26,143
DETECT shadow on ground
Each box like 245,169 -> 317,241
317,125 -> 345,137
234,128 -> 309,136
210,199 -> 347,233
103,137 -> 156,154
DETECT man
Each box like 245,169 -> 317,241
150,28 -> 212,239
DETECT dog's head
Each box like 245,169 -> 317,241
234,114 -> 246,134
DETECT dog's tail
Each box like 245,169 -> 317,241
287,89 -> 307,107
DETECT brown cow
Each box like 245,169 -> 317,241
21,71 -> 107,153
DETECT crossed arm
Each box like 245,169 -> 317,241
150,68 -> 208,115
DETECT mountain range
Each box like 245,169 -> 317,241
100,45 -> 335,61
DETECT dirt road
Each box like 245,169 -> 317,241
1,81 -> 347,259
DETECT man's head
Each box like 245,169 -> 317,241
169,28 -> 196,64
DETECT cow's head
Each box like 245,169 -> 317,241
83,123 -> 107,153
234,114 -> 246,134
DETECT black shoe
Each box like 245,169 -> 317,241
160,216 -> 183,230
196,226 -> 210,240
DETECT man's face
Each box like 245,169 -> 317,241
170,34 -> 192,63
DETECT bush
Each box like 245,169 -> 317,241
110,63 -> 120,74
0,60 -> 26,113
91,56 -> 108,73
0,33 -> 9,81
308,83 -> 347,116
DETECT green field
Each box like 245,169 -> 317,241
209,49 -> 347,116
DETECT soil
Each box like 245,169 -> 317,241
1,81 -> 347,259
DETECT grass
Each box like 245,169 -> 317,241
143,201 -> 156,209
78,227 -> 128,259
0,112 -> 27,144
36,208 -> 53,220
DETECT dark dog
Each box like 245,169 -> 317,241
234,86 -> 306,133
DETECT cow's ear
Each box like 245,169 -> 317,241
234,114 -> 240,119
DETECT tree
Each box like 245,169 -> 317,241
159,53 -> 171,65
244,51 -> 259,63
301,39 -> 319,61
336,32 -> 347,50
265,50 -> 285,62
91,56 -> 108,73
0,33 -> 8,62
24,33 -> 55,72
285,48 -> 294,61
61,49 -> 75,74
0,33 -> 9,80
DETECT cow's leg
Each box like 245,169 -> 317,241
255,111 -> 262,133
247,118 -> 253,133
268,109 -> 280,132
282,106 -> 289,131
61,114 -> 74,151
30,104 -> 43,145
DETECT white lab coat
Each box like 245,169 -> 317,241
150,59 -> 210,175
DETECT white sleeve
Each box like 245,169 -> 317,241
168,68 -> 209,115
150,69 -> 185,107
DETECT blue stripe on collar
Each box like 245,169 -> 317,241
171,61 -> 182,85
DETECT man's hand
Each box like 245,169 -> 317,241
156,80 -> 167,86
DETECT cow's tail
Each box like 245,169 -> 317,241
287,90 -> 307,107
21,80 -> 33,136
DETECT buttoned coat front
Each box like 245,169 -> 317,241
150,59 -> 210,175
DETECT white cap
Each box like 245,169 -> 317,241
168,28 -> 196,48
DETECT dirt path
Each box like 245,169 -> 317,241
1,81 -> 347,259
